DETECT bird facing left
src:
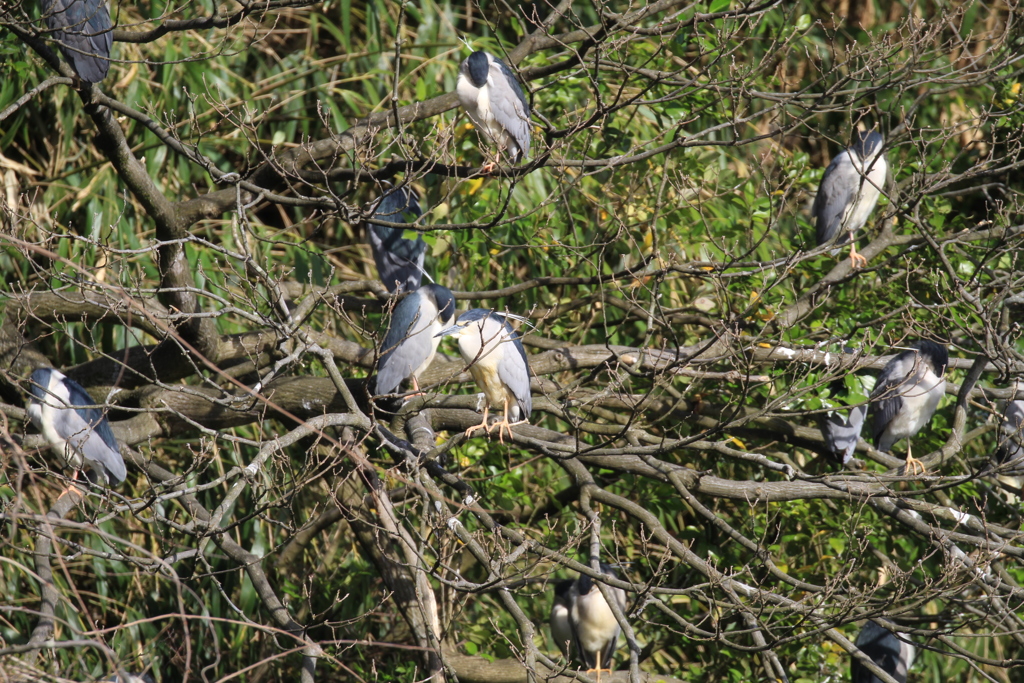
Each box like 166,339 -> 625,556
375,284 -> 458,398
26,367 -> 126,485
39,0 -> 113,83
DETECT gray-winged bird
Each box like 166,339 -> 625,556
376,284 -> 457,397
27,367 -> 126,485
40,0 -> 112,83
550,578 -> 575,658
567,564 -> 627,681
851,621 -> 915,683
812,130 -> 887,269
995,381 -> 1024,466
369,185 -> 426,294
869,340 -> 948,475
435,308 -> 531,442
456,50 -> 531,173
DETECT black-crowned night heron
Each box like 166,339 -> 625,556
556,563 -> 627,681
456,50 -> 531,173
369,185 -> 426,294
375,284 -> 457,397
851,621 -> 915,683
995,381 -> 1024,466
869,340 -> 948,475
435,308 -> 531,442
27,367 -> 126,485
812,130 -> 887,269
550,578 -> 575,657
820,350 -> 873,468
40,0 -> 112,83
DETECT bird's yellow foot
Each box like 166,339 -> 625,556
905,455 -> 927,476
849,246 -> 868,269
480,161 -> 497,174
464,407 -> 491,438
586,668 -> 615,683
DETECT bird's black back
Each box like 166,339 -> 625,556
40,0 -> 112,82
851,621 -> 907,683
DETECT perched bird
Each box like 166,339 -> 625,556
820,379 -> 868,468
40,0 -> 113,83
869,340 -> 948,475
567,564 -> 628,679
994,382 -> 1024,466
436,308 -> 532,442
375,284 -> 457,397
820,351 -> 874,468
368,185 -> 426,294
550,579 -> 575,657
456,50 -> 531,172
812,130 -> 887,269
851,620 -> 915,683
26,367 -> 126,485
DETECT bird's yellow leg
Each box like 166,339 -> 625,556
849,241 -> 868,269
488,397 -> 528,444
465,405 -> 491,438
404,376 -> 425,401
586,650 -> 614,683
905,441 -> 927,476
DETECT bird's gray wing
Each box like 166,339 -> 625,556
41,0 -> 112,82
376,294 -> 434,396
497,324 -> 532,418
369,188 -> 426,293
996,400 -> 1024,464
821,403 -> 867,464
869,353 -> 914,447
812,153 -> 857,246
489,58 -> 531,159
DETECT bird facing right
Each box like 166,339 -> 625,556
40,0 -> 113,83
994,380 -> 1024,466
812,129 -> 887,269
26,367 -> 126,485
869,340 -> 948,475
851,620 -> 915,683
456,50 -> 531,172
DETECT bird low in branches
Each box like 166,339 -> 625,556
549,563 -> 628,682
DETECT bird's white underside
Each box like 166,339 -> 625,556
457,75 -> 516,156
883,367 -> 945,445
572,587 -> 622,656
840,151 -> 887,233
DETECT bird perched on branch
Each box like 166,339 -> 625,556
26,367 -> 126,486
549,564 -> 628,681
456,50 -> 531,173
368,185 -> 427,294
812,129 -> 887,269
851,620 -> 915,683
994,381 -> 1024,466
436,308 -> 531,442
820,349 -> 874,468
375,284 -> 457,398
40,0 -> 113,83
869,340 -> 948,475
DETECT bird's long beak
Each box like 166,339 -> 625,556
436,325 -> 461,338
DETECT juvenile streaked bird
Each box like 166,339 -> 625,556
27,367 -> 126,485
375,284 -> 457,397
812,130 -> 887,268
851,621 -> 915,683
869,340 -> 948,475
456,50 -> 531,172
368,185 -> 426,294
40,0 -> 113,83
436,308 -> 531,442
